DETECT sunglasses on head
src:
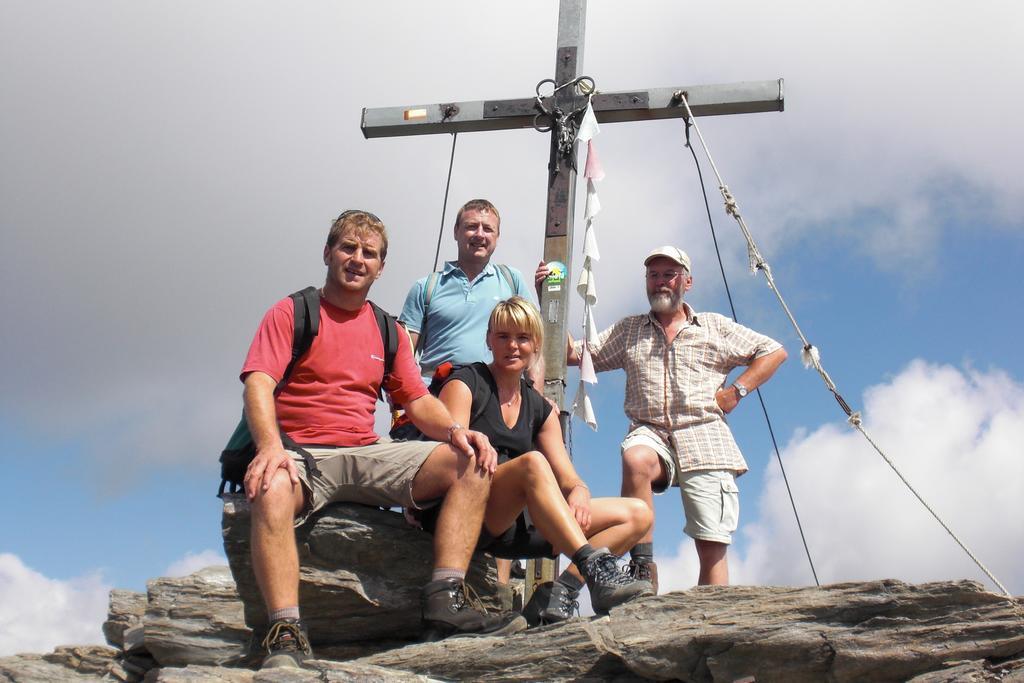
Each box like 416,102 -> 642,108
334,209 -> 383,225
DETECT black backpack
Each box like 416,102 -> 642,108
218,287 -> 398,496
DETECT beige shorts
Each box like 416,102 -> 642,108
679,470 -> 740,544
620,426 -> 740,544
289,440 -> 442,526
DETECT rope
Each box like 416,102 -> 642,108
683,122 -> 820,586
431,133 -> 459,273
675,93 -> 1012,599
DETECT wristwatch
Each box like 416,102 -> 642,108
733,382 -> 749,399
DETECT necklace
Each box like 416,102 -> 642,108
499,392 -> 521,407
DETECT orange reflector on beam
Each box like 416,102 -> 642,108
404,108 -> 427,120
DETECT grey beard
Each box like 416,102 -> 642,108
648,291 -> 680,313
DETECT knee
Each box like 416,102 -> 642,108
518,450 -> 555,485
622,448 -> 661,481
625,498 -> 654,534
251,469 -> 301,519
453,448 -> 493,491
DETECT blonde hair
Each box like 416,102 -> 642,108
326,210 -> 388,259
488,296 -> 544,349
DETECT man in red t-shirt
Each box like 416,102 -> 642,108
241,210 -> 526,669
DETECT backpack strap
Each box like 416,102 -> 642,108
369,301 -> 398,388
496,264 -> 515,295
415,271 -> 442,355
467,362 -> 494,426
278,286 -> 320,393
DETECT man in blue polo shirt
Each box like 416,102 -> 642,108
399,198 -> 542,388
399,198 -> 541,605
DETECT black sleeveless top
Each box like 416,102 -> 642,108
443,362 -> 553,463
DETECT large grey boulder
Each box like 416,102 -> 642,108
220,495 -> 502,650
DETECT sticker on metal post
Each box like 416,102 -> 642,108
545,261 -> 567,291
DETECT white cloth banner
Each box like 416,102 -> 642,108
585,179 -> 602,222
579,344 -> 597,384
576,258 -> 598,306
575,100 -> 604,430
577,102 -> 600,142
585,308 -> 600,342
571,380 -> 598,430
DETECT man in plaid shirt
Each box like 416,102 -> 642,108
566,246 -> 787,590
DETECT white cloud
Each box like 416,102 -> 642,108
658,360 -> 1024,596
163,549 -> 227,578
0,554 -> 110,656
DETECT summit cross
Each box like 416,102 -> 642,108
360,0 -> 783,587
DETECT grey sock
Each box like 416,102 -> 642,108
555,570 -> 584,593
268,606 -> 300,622
630,543 -> 654,563
570,543 -> 600,569
431,567 -> 466,582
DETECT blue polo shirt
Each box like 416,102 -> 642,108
399,260 -> 534,374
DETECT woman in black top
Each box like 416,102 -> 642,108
437,297 -> 653,624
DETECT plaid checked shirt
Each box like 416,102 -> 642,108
579,303 -> 782,474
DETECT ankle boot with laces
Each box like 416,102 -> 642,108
522,581 -> 580,627
626,558 -> 659,594
260,618 -> 313,669
580,548 -> 654,614
421,578 -> 528,642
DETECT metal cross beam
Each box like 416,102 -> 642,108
361,80 -> 784,139
360,0 -> 783,592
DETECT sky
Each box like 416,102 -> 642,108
2,0 -> 1023,656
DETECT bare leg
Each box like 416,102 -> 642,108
484,451 -> 588,557
559,497 -> 652,582
495,558 -> 512,584
695,540 -> 729,585
621,445 -> 670,546
411,443 -> 491,571
250,469 -> 306,611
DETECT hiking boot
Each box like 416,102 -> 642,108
626,558 -> 659,595
260,618 -> 312,669
421,578 -> 528,642
580,548 -> 654,615
522,581 -> 580,627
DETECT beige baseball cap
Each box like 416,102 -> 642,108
644,246 -> 691,273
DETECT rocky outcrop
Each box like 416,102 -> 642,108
220,495 -> 503,651
0,646 -> 130,682
101,590 -> 145,651
1,499 -> 1021,681
143,566 -> 250,668
355,579 -> 1024,681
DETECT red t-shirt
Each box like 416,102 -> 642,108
241,296 -> 427,446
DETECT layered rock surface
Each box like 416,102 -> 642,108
220,496 -> 503,651
2,499 -> 1022,681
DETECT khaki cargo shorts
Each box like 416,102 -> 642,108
288,440 -> 442,526
621,426 -> 740,544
